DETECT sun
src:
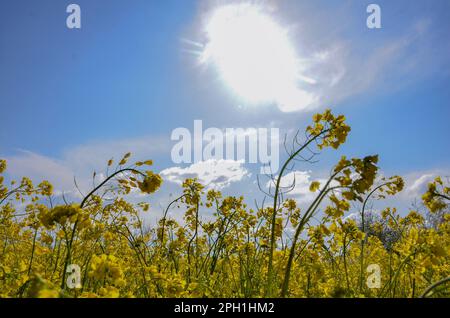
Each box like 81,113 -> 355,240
200,3 -> 315,111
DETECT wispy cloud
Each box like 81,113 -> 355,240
286,19 -> 435,112
406,173 -> 434,196
190,1 -> 444,112
2,135 -> 171,195
5,150 -> 75,193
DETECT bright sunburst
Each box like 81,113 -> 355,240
200,3 -> 315,111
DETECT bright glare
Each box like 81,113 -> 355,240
201,4 -> 315,111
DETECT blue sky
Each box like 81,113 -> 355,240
1,0 -> 449,220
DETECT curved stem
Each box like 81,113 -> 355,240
27,228 -> 38,275
160,194 -> 188,247
433,192 -> 450,201
80,168 -> 146,209
359,181 -> 394,293
380,251 -> 415,297
266,130 -> 328,296
280,173 -> 345,297
61,167 -> 146,290
0,185 -> 25,206
420,276 -> 450,298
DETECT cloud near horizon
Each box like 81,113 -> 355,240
1,134 -> 171,195
161,159 -> 251,190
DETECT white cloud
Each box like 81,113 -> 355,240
376,170 -> 449,212
288,26 -> 430,112
161,159 -> 250,190
402,171 -> 448,201
62,135 -> 170,173
406,173 -> 434,196
344,212 -> 359,221
5,150 -> 75,192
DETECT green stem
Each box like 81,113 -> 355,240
27,228 -> 38,275
280,173 -> 344,297
420,276 -> 450,298
359,182 -> 393,293
266,130 -> 328,297
60,168 -> 146,290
